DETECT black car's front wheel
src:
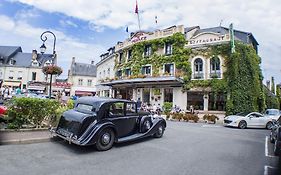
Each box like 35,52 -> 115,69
96,128 -> 115,151
140,118 -> 152,133
154,124 -> 165,138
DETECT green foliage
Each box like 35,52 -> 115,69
163,102 -> 173,114
223,42 -> 264,115
115,33 -> 191,80
6,97 -> 60,129
42,65 -> 63,75
264,87 -> 280,109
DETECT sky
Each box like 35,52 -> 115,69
0,0 -> 280,83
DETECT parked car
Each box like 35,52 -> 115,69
50,97 -> 166,151
0,105 -> 7,123
264,109 -> 281,120
269,118 -> 281,155
224,112 -> 274,129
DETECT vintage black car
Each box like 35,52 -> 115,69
269,117 -> 281,155
50,97 -> 166,151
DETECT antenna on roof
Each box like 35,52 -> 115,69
219,19 -> 223,27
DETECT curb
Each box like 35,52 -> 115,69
1,137 -> 52,145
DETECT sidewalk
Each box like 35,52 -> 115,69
0,129 -> 52,145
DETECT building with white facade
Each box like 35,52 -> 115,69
97,25 -> 258,113
0,46 -> 54,92
68,57 -> 97,96
96,47 -> 115,97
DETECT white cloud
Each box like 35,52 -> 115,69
0,14 -> 105,77
14,8 -> 40,21
6,0 -> 281,82
59,20 -> 78,28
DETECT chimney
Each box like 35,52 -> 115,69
266,80 -> 270,89
91,60 -> 95,65
72,57 -> 75,64
32,50 -> 37,60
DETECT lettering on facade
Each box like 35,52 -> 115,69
131,33 -> 147,43
188,34 -> 230,46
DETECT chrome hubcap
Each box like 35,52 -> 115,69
101,133 -> 110,145
158,126 -> 163,134
145,121 -> 151,130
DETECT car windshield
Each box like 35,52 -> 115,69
265,109 -> 279,115
236,112 -> 250,116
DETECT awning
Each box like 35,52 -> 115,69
75,91 -> 95,95
2,81 -> 21,87
27,86 -> 45,91
99,76 -> 183,88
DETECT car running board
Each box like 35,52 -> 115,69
117,133 -> 146,143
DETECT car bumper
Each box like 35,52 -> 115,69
223,121 -> 239,127
50,127 -> 82,145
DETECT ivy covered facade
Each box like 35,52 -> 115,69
97,25 -> 265,114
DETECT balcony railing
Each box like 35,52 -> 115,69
193,73 -> 204,79
210,72 -> 221,78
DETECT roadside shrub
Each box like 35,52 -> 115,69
182,114 -> 189,122
203,114 -> 219,123
186,114 -> 199,123
166,113 -> 171,120
6,97 -> 60,129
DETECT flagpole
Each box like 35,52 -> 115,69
135,0 -> 141,31
137,13 -> 141,31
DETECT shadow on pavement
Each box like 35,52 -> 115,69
49,135 -> 155,154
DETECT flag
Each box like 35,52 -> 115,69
135,0 -> 138,14
126,26 -> 128,33
155,16 -> 158,24
229,23 -> 235,53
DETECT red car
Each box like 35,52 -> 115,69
0,105 -> 7,122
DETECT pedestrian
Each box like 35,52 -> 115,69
136,98 -> 141,110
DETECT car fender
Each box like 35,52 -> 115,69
139,115 -> 152,133
145,117 -> 167,136
78,121 -> 117,146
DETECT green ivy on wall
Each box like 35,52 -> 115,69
115,32 -> 270,114
115,33 -> 192,81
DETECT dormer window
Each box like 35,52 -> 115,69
32,60 -> 39,67
10,58 -> 15,65
44,60 -> 51,66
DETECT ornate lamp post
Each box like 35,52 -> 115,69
39,31 -> 60,98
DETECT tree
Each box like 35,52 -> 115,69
42,65 -> 63,98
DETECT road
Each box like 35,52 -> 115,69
0,121 -> 280,175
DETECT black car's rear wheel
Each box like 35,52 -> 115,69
274,140 -> 280,156
270,132 -> 275,143
154,124 -> 165,138
238,120 -> 247,129
96,128 -> 115,151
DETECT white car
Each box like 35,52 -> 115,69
264,109 -> 281,120
224,112 -> 274,129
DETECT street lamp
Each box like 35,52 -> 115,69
40,31 -> 57,98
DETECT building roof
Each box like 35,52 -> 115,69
71,62 -> 97,77
0,45 -> 54,67
0,46 -> 22,64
